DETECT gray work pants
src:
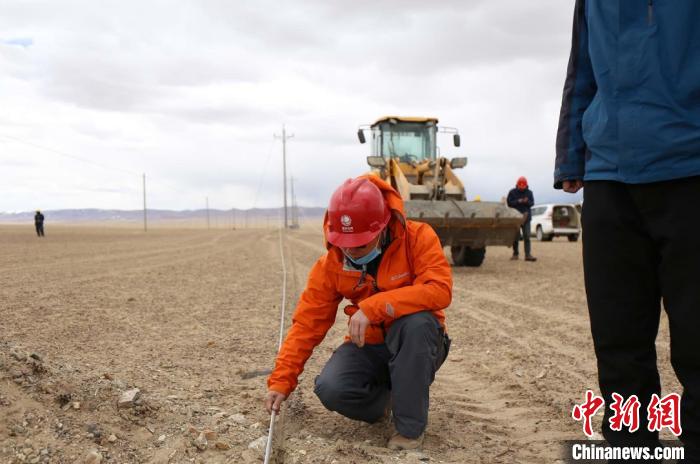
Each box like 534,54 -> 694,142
313,311 -> 450,438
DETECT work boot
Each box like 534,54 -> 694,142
525,255 -> 537,262
387,431 -> 424,451
510,254 -> 519,261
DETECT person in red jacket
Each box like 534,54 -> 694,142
265,175 -> 452,450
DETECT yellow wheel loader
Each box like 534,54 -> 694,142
357,116 -> 524,267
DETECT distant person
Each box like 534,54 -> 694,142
555,1 -> 700,460
507,177 -> 536,262
265,175 -> 452,451
34,210 -> 45,237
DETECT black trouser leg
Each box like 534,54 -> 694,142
314,343 -> 391,423
583,181 -> 662,448
35,224 -> 41,237
646,178 -> 700,461
385,311 -> 447,438
513,224 -> 522,255
522,221 -> 532,256
585,179 -> 700,461
39,225 -> 44,237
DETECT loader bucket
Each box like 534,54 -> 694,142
404,200 -> 524,248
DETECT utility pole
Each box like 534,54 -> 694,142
206,196 -> 210,230
142,173 -> 147,232
274,125 -> 294,229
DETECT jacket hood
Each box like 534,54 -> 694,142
323,174 -> 405,250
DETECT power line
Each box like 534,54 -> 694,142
0,133 -> 151,230
1,132 -> 288,218
0,133 -> 244,207
0,133 -> 138,176
251,138 -> 276,209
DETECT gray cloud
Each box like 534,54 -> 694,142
0,0 -> 579,212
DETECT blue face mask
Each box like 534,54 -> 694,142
345,245 -> 382,266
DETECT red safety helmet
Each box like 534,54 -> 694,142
516,176 -> 528,190
326,177 -> 391,248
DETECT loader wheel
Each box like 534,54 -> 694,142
450,246 -> 486,267
568,234 -> 579,242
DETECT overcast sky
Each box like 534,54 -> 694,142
0,0 -> 582,212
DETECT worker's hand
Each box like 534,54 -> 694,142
265,390 -> 287,415
349,309 -> 371,347
563,180 -> 584,193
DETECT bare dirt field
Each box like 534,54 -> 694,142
1,224 -> 680,463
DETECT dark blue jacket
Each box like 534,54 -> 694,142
507,188 -> 534,216
555,0 -> 700,188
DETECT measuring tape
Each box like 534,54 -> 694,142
263,227 -> 288,464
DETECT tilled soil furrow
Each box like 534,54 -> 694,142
0,230 -> 223,274
1,226 -> 683,464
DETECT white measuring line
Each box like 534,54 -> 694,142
264,227 -> 288,464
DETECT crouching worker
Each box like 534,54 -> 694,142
265,175 -> 452,450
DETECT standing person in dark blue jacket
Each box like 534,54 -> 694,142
34,210 -> 45,237
507,177 -> 536,262
556,1 -> 700,461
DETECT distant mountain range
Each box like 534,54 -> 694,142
0,207 -> 325,224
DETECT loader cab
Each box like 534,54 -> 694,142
358,116 -> 461,164
370,118 -> 437,163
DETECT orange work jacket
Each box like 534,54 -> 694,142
267,175 -> 452,396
